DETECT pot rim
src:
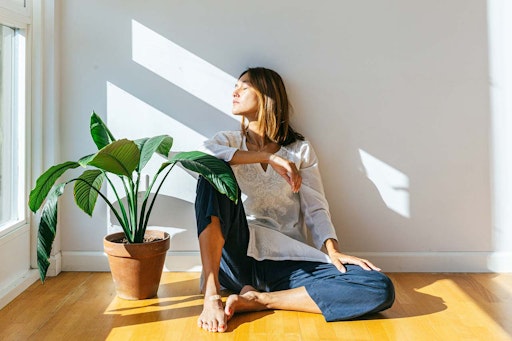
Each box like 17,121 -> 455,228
104,230 -> 170,244
103,230 -> 171,258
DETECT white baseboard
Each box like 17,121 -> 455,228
46,252 -> 62,277
60,251 -> 203,272
56,251 -> 512,274
0,269 -> 39,310
61,251 -> 110,272
162,252 -> 203,272
351,251 -> 512,272
486,252 -> 512,272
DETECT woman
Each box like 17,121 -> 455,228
196,67 -> 394,333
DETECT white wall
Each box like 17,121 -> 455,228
54,0 -> 509,272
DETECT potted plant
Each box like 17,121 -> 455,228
28,111 -> 238,299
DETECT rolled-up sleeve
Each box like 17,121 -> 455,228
201,131 -> 240,162
298,141 -> 338,249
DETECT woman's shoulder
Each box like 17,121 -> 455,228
281,138 -> 317,164
283,138 -> 313,153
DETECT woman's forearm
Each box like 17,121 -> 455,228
230,150 -> 302,193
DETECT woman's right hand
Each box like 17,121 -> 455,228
268,154 -> 302,193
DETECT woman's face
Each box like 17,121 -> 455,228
232,73 -> 259,120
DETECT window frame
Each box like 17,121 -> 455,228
0,0 -> 31,237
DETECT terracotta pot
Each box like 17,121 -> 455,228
104,230 -> 170,300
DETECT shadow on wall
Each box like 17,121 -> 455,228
326,145 -> 412,254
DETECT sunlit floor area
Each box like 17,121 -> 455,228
0,272 -> 511,340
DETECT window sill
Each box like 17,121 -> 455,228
0,220 -> 29,239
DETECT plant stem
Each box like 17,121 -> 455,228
120,176 -> 136,242
142,162 -> 176,231
104,173 -> 130,233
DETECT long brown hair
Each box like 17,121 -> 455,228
239,67 -> 304,146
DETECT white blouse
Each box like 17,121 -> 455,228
202,131 -> 338,263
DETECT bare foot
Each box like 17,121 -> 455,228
239,285 -> 256,295
197,297 -> 228,333
225,285 -> 268,319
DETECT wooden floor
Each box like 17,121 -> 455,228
0,272 -> 511,341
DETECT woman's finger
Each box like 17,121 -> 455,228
332,258 -> 347,273
289,164 -> 302,192
338,255 -> 382,272
363,259 -> 381,271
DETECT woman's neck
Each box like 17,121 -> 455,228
245,129 -> 268,150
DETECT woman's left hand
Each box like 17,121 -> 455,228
328,251 -> 382,273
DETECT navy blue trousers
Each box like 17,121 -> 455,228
195,176 -> 395,321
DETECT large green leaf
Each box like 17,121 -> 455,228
90,111 -> 116,149
78,153 -> 95,167
37,183 -> 66,282
73,170 -> 105,216
170,151 -> 238,203
135,135 -> 173,171
87,139 -> 140,177
156,135 -> 173,157
28,161 -> 80,212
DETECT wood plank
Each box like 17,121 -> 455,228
0,272 -> 510,340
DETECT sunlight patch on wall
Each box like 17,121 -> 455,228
131,20 -> 239,120
359,149 -> 410,218
106,81 -> 205,204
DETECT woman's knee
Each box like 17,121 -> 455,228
345,266 -> 395,309
377,273 -> 395,308
195,176 -> 232,236
195,176 -> 217,202
364,271 -> 395,310
195,176 -> 240,212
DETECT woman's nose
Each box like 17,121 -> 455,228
232,88 -> 240,97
